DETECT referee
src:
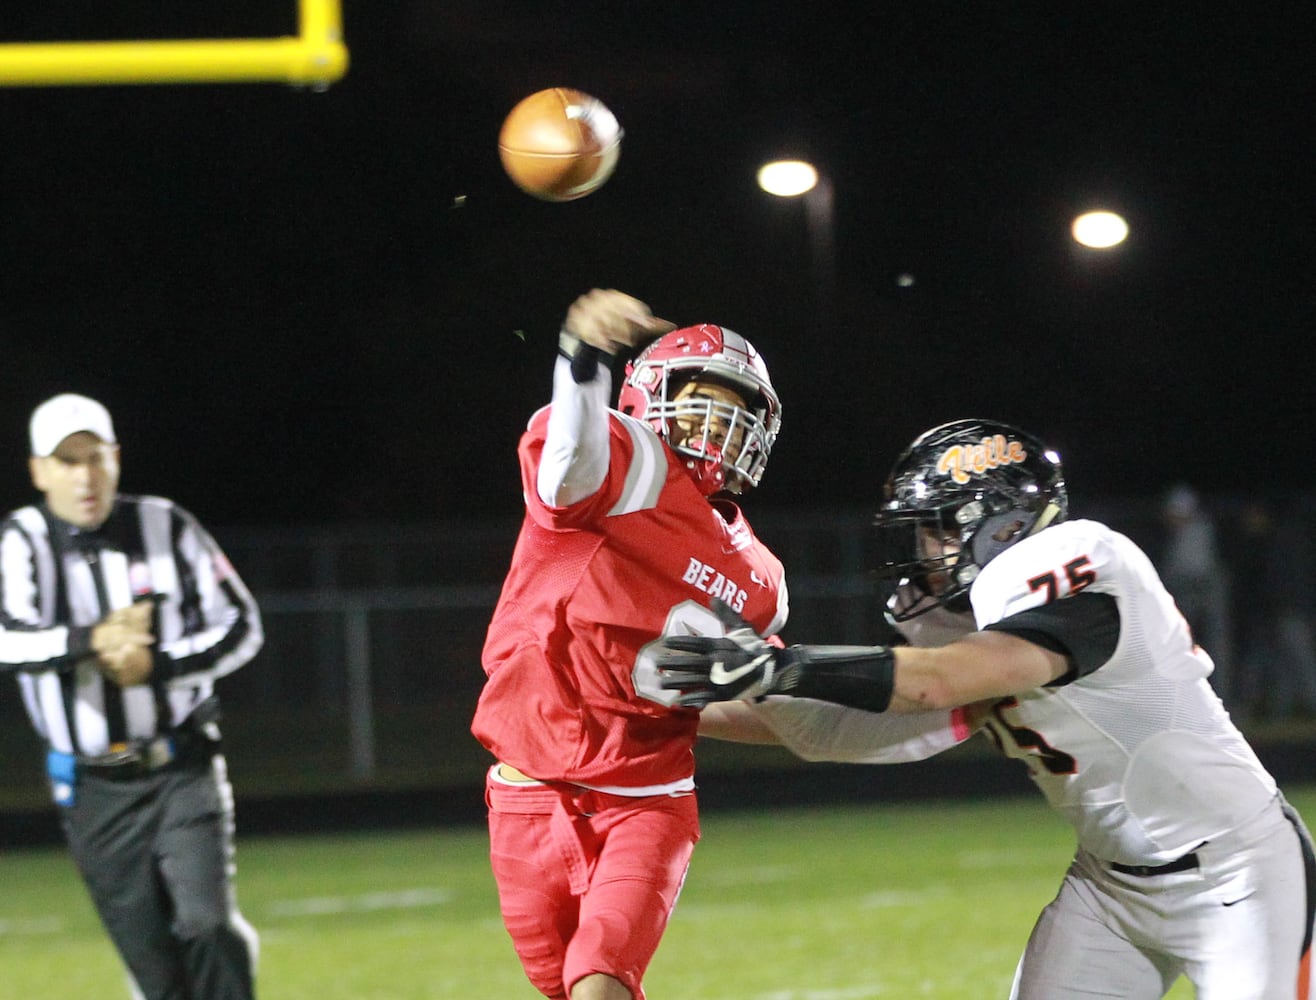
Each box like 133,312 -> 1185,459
0,393 -> 264,1000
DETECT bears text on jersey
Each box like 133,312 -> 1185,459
682,557 -> 748,612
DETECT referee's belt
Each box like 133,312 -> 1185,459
78,726 -> 214,781
1109,847 -> 1203,877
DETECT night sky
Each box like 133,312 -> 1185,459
1,4 -> 1310,527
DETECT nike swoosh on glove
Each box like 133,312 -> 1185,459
656,598 -> 798,707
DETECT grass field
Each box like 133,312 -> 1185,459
5,788 -> 1312,999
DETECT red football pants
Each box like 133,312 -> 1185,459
486,774 -> 700,1000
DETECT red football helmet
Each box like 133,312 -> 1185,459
618,324 -> 781,496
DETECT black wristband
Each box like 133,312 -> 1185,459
780,645 -> 896,713
557,329 -> 608,384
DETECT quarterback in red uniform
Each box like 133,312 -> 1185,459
472,289 -> 787,1000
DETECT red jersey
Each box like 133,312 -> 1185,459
472,405 -> 787,788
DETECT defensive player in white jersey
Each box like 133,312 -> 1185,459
652,419 -> 1316,1000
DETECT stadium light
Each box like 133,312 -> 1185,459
1071,210 -> 1129,249
757,160 -> 819,198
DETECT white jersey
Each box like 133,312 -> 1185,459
727,514 -> 1309,997
972,518 -> 1276,866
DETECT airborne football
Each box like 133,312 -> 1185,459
498,87 -> 622,201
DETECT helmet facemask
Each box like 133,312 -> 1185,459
652,375 -> 773,494
877,505 -> 979,619
619,325 -> 780,496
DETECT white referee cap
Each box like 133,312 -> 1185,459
29,394 -> 117,457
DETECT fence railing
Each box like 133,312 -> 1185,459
2,495 -> 1309,806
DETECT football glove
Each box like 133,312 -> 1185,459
657,598 -> 897,713
657,598 -> 800,707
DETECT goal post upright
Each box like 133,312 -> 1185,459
0,0 -> 348,88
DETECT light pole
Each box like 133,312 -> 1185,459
804,176 -> 836,324
758,159 -> 836,330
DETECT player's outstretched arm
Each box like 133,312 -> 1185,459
657,598 -> 896,710
889,632 -> 1068,710
700,698 -> 984,763
698,703 -> 780,743
538,289 -> 675,508
657,599 -> 1070,713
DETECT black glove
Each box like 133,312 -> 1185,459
657,598 -> 898,713
656,599 -> 799,708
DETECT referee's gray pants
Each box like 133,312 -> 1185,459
58,752 -> 258,1000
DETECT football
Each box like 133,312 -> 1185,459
498,88 -> 622,201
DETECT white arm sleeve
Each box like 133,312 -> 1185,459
537,355 -> 614,507
747,696 -> 972,763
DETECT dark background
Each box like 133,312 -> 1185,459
1,3 -> 1311,527
1,4 -> 1313,841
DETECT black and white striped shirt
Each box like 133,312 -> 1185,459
0,494 -> 262,757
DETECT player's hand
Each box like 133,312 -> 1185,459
564,288 -> 676,356
98,643 -> 154,687
656,599 -> 792,707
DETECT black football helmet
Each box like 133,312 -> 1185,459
874,419 -> 1068,621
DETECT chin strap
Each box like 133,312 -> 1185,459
1029,501 -> 1063,536
680,453 -> 727,496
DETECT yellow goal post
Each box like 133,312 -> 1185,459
0,0 -> 348,88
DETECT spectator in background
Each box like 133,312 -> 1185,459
1159,484 -> 1234,705
1265,497 -> 1316,720
1227,500 -> 1278,719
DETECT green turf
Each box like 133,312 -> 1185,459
6,789 -> 1313,999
